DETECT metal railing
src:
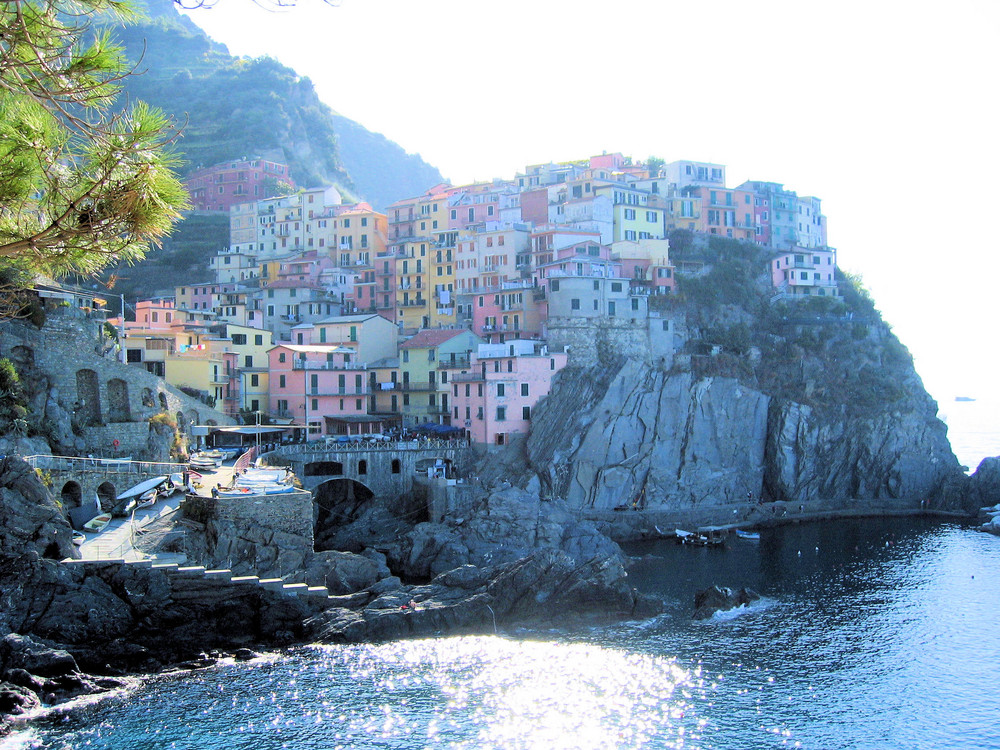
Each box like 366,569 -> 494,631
24,455 -> 188,475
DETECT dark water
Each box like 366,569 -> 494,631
9,518 -> 1000,749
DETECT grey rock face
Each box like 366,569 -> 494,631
528,360 -> 963,516
389,486 -> 624,579
0,456 -> 75,562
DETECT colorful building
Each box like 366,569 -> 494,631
185,156 -> 294,213
449,339 -> 568,446
769,247 -> 840,300
396,328 -> 484,427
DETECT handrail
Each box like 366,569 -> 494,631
23,455 -> 188,474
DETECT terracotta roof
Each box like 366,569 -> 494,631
399,329 -> 468,349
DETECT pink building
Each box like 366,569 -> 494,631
268,343 -> 372,438
769,247 -> 839,300
185,157 -> 294,213
449,340 -> 568,446
466,282 -> 545,342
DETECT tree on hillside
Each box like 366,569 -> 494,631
0,0 -> 189,290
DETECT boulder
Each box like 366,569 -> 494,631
0,634 -> 78,677
0,681 -> 40,715
693,585 -> 760,620
969,457 -> 1000,511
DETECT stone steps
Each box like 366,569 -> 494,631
70,557 -> 337,602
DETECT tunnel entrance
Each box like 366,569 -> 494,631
313,478 -> 374,552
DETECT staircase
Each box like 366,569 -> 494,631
63,558 -> 335,602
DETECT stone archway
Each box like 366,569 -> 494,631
142,388 -> 155,408
107,378 -> 131,422
158,392 -> 168,411
97,481 -> 117,510
75,369 -> 102,425
313,478 -> 375,552
60,481 -> 83,509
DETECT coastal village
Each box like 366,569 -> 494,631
103,152 -> 838,447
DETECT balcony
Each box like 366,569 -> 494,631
452,372 -> 485,382
293,361 -> 369,370
438,356 -> 471,369
401,298 -> 427,307
396,382 -> 438,392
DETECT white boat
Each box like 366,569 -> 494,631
83,513 -> 112,532
116,476 -> 169,502
189,454 -> 221,469
735,529 -> 761,541
72,531 -> 86,546
98,456 -> 133,467
219,483 -> 295,497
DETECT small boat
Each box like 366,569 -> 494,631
117,476 -> 169,502
735,529 -> 761,541
189,454 -> 221,469
83,513 -> 112,532
72,531 -> 86,546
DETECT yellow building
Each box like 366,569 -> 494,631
226,324 -> 273,415
393,239 -> 432,331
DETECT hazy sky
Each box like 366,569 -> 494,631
180,0 -> 999,407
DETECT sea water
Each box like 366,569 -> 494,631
8,405 -> 1000,750
11,517 -> 1000,750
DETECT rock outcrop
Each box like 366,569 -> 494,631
386,486 -> 623,579
308,548 -> 660,644
693,585 -> 761,620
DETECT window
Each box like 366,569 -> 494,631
402,350 -> 409,362
522,406 -> 531,420
646,211 -> 657,222
611,282 -> 622,292
624,208 -> 636,220
244,355 -> 253,368
550,280 -> 560,292
232,333 -> 247,345
497,383 -> 505,397
571,298 -> 580,310
520,383 -> 529,397
279,375 -> 286,388
496,406 -> 506,421
278,352 -> 286,363
624,230 -> 637,241
250,374 -> 259,387
358,460 -> 367,475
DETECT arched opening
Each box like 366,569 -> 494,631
96,481 -> 116,510
391,459 -> 401,474
62,481 -> 94,530
107,378 -> 131,422
313,478 -> 374,552
60,481 -> 83,508
357,459 -> 367,475
75,369 -> 102,425
305,461 -> 343,477
141,388 -> 155,408
158,392 -> 168,411
176,411 -> 186,432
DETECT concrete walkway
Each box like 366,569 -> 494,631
75,461 -> 239,563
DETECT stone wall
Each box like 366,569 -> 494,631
0,310 -> 234,458
544,313 -> 680,369
273,442 -> 472,500
208,489 -> 315,540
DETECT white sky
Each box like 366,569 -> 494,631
180,0 -> 1000,407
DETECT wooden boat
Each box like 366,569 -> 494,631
735,529 -> 761,541
72,531 -> 86,546
83,513 -> 112,532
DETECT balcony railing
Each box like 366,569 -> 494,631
438,356 -> 471,369
293,361 -> 369,370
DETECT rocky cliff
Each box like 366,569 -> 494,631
524,236 -> 969,522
